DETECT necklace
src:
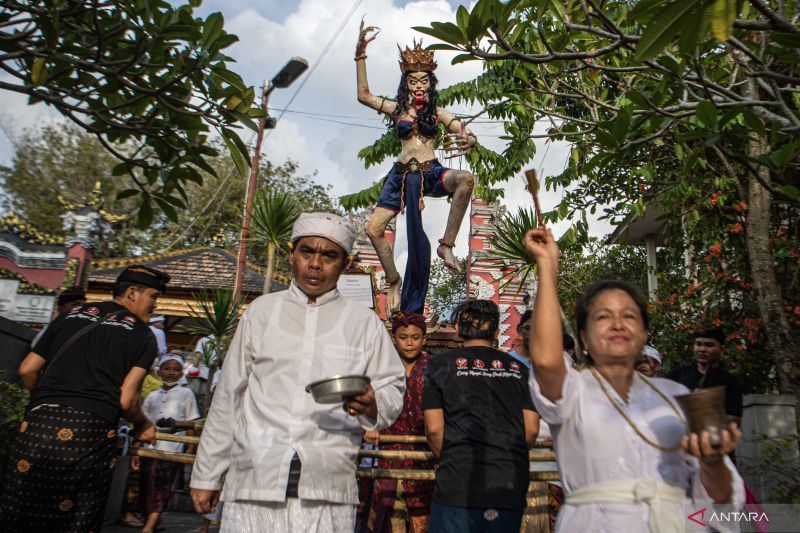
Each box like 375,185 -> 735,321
590,367 -> 686,452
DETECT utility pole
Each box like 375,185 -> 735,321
233,81 -> 271,301
232,57 -> 308,301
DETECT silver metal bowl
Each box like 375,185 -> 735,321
305,375 -> 370,404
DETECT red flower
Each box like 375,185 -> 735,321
729,223 -> 744,234
734,201 -> 748,212
709,243 -> 722,256
711,191 -> 723,206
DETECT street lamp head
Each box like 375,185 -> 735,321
271,57 -> 309,88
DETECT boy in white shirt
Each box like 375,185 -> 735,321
133,354 -> 200,533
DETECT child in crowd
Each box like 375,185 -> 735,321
634,344 -> 662,377
132,353 -> 200,533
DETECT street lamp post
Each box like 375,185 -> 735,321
233,57 -> 308,301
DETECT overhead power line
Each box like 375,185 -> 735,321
265,0 -> 365,139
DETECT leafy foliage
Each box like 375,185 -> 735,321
251,189 -> 301,293
339,180 -> 384,212
0,123 -> 135,236
426,258 -> 467,318
486,207 -> 539,287
0,0 -> 264,226
0,124 -> 338,274
250,189 -> 301,248
0,372 -> 28,462
418,0 -> 800,395
179,288 -> 245,367
740,434 -> 800,504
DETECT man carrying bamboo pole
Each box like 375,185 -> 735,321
2,265 -> 169,532
190,213 -> 406,532
422,299 -> 540,532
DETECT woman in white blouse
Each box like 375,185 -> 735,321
523,226 -> 744,533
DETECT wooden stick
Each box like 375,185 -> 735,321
357,468 -> 435,481
524,169 -> 545,227
357,449 -> 556,462
374,435 -> 554,448
359,449 -> 433,461
132,448 -> 196,465
174,420 -> 204,431
355,469 -> 559,482
152,431 -> 552,450
374,435 -> 426,444
156,432 -> 199,445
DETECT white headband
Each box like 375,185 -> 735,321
642,345 -> 662,364
158,353 -> 184,369
291,212 -> 355,255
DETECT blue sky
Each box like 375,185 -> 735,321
0,1 -> 601,266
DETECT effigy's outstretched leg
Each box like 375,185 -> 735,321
367,207 -> 402,314
438,169 -> 475,270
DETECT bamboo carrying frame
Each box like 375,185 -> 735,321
132,428 -> 560,483
137,414 -> 558,531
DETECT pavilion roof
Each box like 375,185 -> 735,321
88,246 -> 289,295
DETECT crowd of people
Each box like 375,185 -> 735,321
0,212 -> 748,533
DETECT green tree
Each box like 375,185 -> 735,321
250,189 -> 300,293
0,0 -> 262,225
1,124 -> 339,274
0,371 -> 28,465
426,258 -> 467,319
417,0 -> 800,399
178,288 -> 244,411
0,123 -> 133,234
149,156 -> 340,278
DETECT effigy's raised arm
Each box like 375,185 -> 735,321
355,18 -> 395,115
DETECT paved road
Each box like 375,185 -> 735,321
104,512 -> 219,533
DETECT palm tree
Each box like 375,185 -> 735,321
487,206 -> 578,342
487,206 -> 539,288
251,189 -> 301,293
178,288 -> 245,411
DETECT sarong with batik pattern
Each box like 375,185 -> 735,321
139,457 -> 179,514
0,404 -> 117,533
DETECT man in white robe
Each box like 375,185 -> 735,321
190,213 -> 406,532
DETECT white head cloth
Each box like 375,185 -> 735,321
158,353 -> 184,369
290,212 -> 355,255
149,314 -> 166,324
642,345 -> 662,364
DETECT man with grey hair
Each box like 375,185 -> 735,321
190,213 -> 406,532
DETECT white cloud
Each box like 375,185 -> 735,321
0,77 -> 60,163
0,0 -> 614,258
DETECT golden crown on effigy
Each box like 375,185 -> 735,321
398,39 -> 437,73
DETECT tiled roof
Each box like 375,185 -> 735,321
88,247 -> 288,294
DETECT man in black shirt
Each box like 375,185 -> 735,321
667,327 -> 744,424
1,265 -> 169,533
423,299 -> 539,533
